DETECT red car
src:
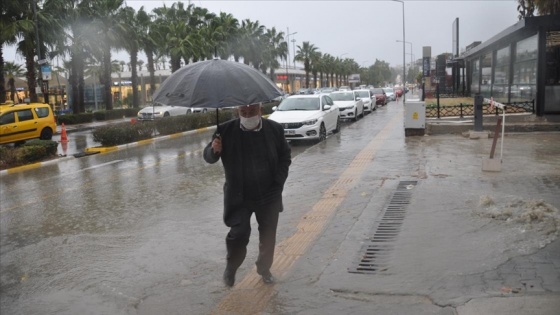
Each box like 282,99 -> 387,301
394,87 -> 404,98
371,88 -> 387,106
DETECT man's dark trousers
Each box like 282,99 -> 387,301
225,200 -> 280,275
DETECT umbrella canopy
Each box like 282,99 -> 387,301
152,59 -> 283,109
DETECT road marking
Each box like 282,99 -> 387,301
211,108 -> 404,314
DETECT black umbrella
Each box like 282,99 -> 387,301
152,59 -> 283,109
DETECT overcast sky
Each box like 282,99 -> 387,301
4,0 -> 520,68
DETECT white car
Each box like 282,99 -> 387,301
353,89 -> 375,112
329,91 -> 364,121
137,103 -> 191,121
383,87 -> 395,101
268,94 -> 340,142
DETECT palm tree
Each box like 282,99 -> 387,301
119,6 -> 141,108
214,12 -> 239,60
310,51 -> 322,89
89,0 -> 127,110
0,1 -> 34,102
322,54 -> 335,87
153,2 -> 196,72
136,7 -> 158,97
260,27 -> 287,80
3,61 -> 25,103
12,0 -> 62,103
295,41 -> 318,88
239,19 -> 265,68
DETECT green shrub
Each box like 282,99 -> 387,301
92,121 -> 155,146
23,139 -> 58,156
57,113 -> 94,125
93,108 -> 138,121
0,140 -> 58,169
19,145 -> 47,163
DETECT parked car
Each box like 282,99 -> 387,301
0,102 -> 57,144
319,87 -> 337,94
338,86 -> 351,91
296,88 -> 313,95
353,89 -> 376,112
329,91 -> 364,121
371,88 -> 387,106
383,87 -> 395,101
268,94 -> 340,142
137,103 -> 193,121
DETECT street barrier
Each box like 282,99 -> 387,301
482,98 -> 506,172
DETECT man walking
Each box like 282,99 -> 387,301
203,103 -> 292,287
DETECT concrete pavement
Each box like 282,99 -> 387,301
6,96 -> 560,314
208,94 -> 560,314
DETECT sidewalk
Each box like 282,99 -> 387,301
279,106 -> 559,314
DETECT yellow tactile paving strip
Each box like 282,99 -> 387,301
211,109 -> 403,315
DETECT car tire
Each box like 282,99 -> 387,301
40,128 -> 53,140
318,124 -> 327,142
333,116 -> 341,134
360,108 -> 364,118
202,108 -> 207,113
352,110 -> 358,122
164,112 -> 170,117
187,109 -> 192,114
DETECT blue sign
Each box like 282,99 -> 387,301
41,65 -> 52,80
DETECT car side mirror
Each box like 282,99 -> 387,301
355,97 -> 361,101
272,106 -> 278,111
323,105 -> 331,111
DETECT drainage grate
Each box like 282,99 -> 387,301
348,181 -> 417,274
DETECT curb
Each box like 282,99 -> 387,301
0,126 -> 216,176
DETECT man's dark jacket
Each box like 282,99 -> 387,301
203,118 -> 292,226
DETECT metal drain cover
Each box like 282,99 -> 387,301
348,181 -> 417,274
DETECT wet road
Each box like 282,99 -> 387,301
0,104 -> 393,314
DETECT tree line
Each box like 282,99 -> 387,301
1,1 -> 405,112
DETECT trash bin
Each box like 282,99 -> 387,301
404,101 -> 426,136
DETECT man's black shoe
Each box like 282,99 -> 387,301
261,272 -> 275,284
223,267 -> 236,287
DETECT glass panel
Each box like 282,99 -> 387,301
471,59 -> 480,93
545,31 -> 560,112
516,35 -> 538,62
512,35 -> 538,102
481,53 -> 492,98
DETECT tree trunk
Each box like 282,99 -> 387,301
102,47 -> 113,110
130,49 -> 139,108
0,47 -> 6,103
25,51 -> 38,103
146,47 -> 156,97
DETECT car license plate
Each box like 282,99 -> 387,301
285,130 -> 295,135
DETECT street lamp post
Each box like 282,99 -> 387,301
393,0 -> 405,104
397,40 -> 412,86
286,28 -> 297,93
291,38 -> 297,69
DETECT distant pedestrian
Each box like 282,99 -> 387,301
203,103 -> 292,287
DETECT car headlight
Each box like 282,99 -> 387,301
302,119 -> 318,126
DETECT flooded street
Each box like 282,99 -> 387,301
2,100 -> 559,314
0,111 -> 351,314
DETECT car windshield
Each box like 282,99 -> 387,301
277,98 -> 320,111
384,88 -> 393,93
355,91 -> 369,98
330,92 -> 354,101
372,88 -> 384,94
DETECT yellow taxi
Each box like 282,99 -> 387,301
0,102 -> 57,144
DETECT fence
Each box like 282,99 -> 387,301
425,100 -> 534,118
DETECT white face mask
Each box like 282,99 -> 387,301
240,115 -> 261,130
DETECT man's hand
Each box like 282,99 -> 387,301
212,136 -> 222,155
